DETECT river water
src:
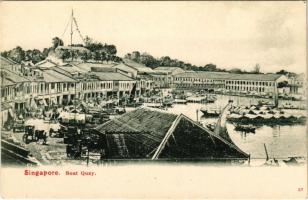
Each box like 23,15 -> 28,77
165,95 -> 307,159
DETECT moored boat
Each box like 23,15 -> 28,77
187,96 -> 207,103
200,107 -> 221,117
174,98 -> 187,104
234,124 -> 256,133
162,97 -> 174,107
206,94 -> 217,103
143,102 -> 163,108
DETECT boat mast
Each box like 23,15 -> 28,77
70,9 -> 74,61
70,9 -> 73,47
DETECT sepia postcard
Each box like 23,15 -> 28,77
0,1 -> 307,199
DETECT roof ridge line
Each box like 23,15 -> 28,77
180,114 -> 249,157
2,69 -> 31,82
151,114 -> 183,159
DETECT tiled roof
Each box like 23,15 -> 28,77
42,69 -> 77,83
154,67 -> 185,72
120,59 -> 154,73
1,102 -> 12,110
96,108 -> 177,134
92,72 -> 134,81
75,62 -> 116,72
228,73 -> 284,81
175,72 -> 284,81
174,72 -> 233,80
0,77 -> 15,87
1,69 -> 30,83
57,65 -> 87,74
0,56 -> 18,66
35,60 -> 58,68
91,67 -> 116,73
94,108 -> 249,160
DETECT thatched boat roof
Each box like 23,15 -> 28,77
95,108 -> 249,160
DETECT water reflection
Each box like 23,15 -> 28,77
165,94 -> 307,159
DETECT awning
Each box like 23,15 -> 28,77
51,98 -> 57,105
1,102 -> 12,111
8,108 -> 14,118
38,99 -> 47,106
14,99 -> 26,103
30,98 -> 38,110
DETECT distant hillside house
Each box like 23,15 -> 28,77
94,108 -> 249,162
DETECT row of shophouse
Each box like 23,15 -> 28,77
1,55 -> 307,114
0,56 -> 155,117
172,71 -> 306,99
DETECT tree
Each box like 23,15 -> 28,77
203,63 -> 217,71
1,51 -> 9,58
100,51 -> 107,62
24,49 -> 45,64
58,49 -> 70,61
159,56 -> 171,66
124,53 -> 132,59
276,69 -> 296,77
93,51 -> 101,61
229,68 -> 244,74
9,46 -> 25,63
52,37 -> 64,49
277,81 -> 289,88
276,69 -> 288,75
84,35 -> 94,47
183,63 -> 192,71
252,63 -> 261,74
105,44 -> 117,55
83,36 -> 118,62
139,53 -> 158,68
42,48 -> 51,57
80,51 -> 91,62
130,51 -> 141,62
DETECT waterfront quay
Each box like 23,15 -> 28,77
1,56 -> 307,166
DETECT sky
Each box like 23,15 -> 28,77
0,1 -> 306,73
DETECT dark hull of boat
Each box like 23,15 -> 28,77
200,110 -> 220,117
124,102 -> 143,108
234,127 -> 256,133
163,102 -> 173,107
